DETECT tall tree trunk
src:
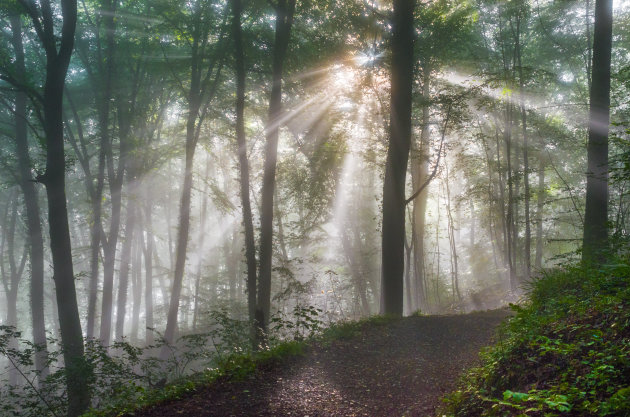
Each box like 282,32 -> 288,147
494,128 -> 509,271
535,158 -> 545,270
9,14 -> 49,382
96,0 -> 120,347
504,105 -> 518,291
161,30 -> 204,355
381,0 -> 415,317
130,228 -> 142,344
115,199 -> 136,341
469,198 -> 475,248
142,198 -> 155,345
86,153 -> 105,340
410,70 -> 430,312
582,0 -> 613,262
404,235 -> 413,314
516,16 -> 531,280
30,0 -> 91,411
0,193 -> 26,386
257,0 -> 297,336
444,165 -> 460,301
192,157 -> 211,333
231,0 -> 258,324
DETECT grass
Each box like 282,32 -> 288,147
440,258 -> 630,417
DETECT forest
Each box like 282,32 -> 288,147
0,0 -> 629,416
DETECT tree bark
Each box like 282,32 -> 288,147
257,0 -> 296,336
0,193 -> 27,386
9,14 -> 49,383
582,0 -> 613,263
381,0 -> 415,317
192,156 -> 211,333
410,70 -> 430,312
535,158 -> 545,270
516,15 -> 531,280
115,199 -> 136,341
142,197 -> 155,346
26,0 -> 91,411
504,105 -> 518,291
130,226 -> 142,344
232,0 -> 257,324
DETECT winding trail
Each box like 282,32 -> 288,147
134,309 -> 509,417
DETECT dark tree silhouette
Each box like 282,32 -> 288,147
258,0 -> 297,336
16,0 -> 91,414
381,0 -> 415,317
583,0 -> 613,262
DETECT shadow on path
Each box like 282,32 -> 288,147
134,309 -> 510,417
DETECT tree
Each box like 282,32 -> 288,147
582,0 -> 613,262
381,0 -> 415,317
231,0 -> 258,341
161,0 -> 227,355
257,0 -> 297,337
15,0 -> 91,414
7,12 -> 49,383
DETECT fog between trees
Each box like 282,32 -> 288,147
0,0 -> 628,415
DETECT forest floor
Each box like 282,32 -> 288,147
131,309 -> 510,417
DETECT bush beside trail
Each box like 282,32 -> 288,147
441,259 -> 630,417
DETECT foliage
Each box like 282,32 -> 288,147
440,257 -> 630,416
0,305 -> 333,416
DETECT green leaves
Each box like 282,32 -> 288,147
440,258 -> 630,417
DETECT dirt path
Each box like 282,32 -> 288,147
134,309 -> 509,417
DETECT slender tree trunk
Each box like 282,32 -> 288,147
0,193 -> 26,386
494,128 -> 509,271
192,157 -> 211,332
535,158 -> 545,270
444,165 -> 460,301
381,0 -> 415,317
36,0 -> 90,409
96,0 -> 120,347
504,105 -> 518,291
162,36 -> 203,355
160,2 -> 228,345
582,0 -> 613,262
410,70 -> 430,312
404,235 -> 413,314
9,14 -> 49,382
115,199 -> 136,341
231,0 -> 258,329
86,155 -> 104,340
469,198 -> 475,248
516,17 -> 531,280
257,0 -> 297,336
130,228 -> 142,344
28,0 -> 90,411
142,198 -> 155,345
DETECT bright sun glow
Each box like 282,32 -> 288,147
330,64 -> 357,90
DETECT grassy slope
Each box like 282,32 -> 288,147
441,261 -> 630,417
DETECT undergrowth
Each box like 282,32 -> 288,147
440,258 -> 630,417
79,311 -> 396,416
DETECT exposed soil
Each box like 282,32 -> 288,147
132,309 -> 509,417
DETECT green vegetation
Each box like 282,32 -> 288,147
80,311 -> 397,416
441,258 -> 630,416
81,341 -> 306,417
